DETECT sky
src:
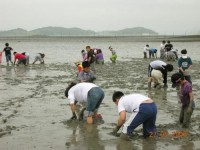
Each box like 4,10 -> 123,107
0,0 -> 199,35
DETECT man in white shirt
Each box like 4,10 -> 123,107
112,91 -> 157,139
143,44 -> 150,58
65,82 -> 104,124
148,60 -> 173,88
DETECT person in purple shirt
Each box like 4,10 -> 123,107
95,49 -> 104,64
171,72 -> 195,128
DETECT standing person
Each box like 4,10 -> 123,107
143,44 -> 150,59
13,52 -> 27,66
21,52 -> 30,65
32,53 -> 45,64
171,72 -> 195,128
2,43 -> 13,65
95,49 -> 104,64
164,41 -> 173,52
178,49 -> 192,84
109,46 -> 117,63
86,46 -> 95,72
112,91 -> 157,139
148,60 -> 173,88
65,82 -> 104,124
78,61 -> 96,83
81,50 -> 87,61
160,40 -> 166,59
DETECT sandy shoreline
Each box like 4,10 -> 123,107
0,58 -> 200,149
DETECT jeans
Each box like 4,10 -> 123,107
122,103 -> 157,138
86,87 -> 104,116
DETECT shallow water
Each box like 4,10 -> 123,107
0,38 -> 200,150
0,37 -> 200,64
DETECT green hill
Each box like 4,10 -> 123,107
0,26 -> 158,36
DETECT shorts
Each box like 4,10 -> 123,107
86,87 -> 104,116
34,55 -> 42,63
151,69 -> 163,84
18,58 -> 27,65
6,54 -> 12,62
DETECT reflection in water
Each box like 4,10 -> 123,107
116,139 -> 139,150
142,138 -> 157,150
65,122 -> 105,150
147,88 -> 167,102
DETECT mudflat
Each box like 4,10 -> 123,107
0,58 -> 200,150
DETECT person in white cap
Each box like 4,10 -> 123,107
178,49 -> 192,84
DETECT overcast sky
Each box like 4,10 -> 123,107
0,0 -> 199,35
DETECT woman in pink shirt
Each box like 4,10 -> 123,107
13,52 -> 27,66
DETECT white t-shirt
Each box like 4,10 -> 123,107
144,46 -> 150,53
68,83 -> 97,104
150,60 -> 166,69
118,94 -> 150,113
160,43 -> 165,50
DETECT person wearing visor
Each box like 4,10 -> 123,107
178,49 -> 192,84
171,72 -> 195,128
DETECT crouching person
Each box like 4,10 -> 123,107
13,52 -> 27,66
148,69 -> 163,89
112,91 -> 157,140
65,82 -> 104,124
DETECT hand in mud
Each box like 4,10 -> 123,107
112,127 -> 119,136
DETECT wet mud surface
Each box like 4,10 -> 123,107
0,58 -> 200,150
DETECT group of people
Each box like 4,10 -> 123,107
74,45 -> 118,83
148,48 -> 194,128
0,43 -> 45,65
143,44 -> 158,59
65,43 -> 194,140
144,40 -> 178,60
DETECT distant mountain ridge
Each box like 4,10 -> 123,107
0,26 -> 158,36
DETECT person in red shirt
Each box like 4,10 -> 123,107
13,52 -> 27,66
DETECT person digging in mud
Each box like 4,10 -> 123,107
171,72 -> 195,128
148,69 -> 163,89
32,53 -> 45,64
13,52 -> 27,66
148,60 -> 173,88
77,61 -> 96,83
65,82 -> 104,124
112,91 -> 157,140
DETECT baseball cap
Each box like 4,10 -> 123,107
181,49 -> 187,59
171,72 -> 184,88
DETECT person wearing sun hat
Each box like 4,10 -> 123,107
178,49 -> 192,84
171,72 -> 195,128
